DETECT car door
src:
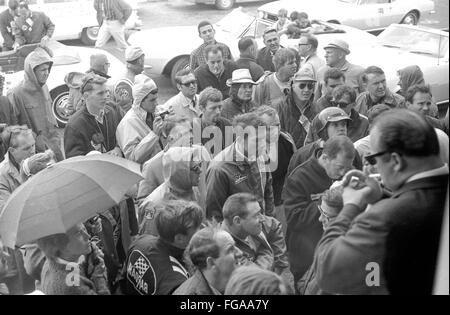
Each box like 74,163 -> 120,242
356,0 -> 394,30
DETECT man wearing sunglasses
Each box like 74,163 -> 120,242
315,109 -> 448,295
160,69 -> 200,121
278,68 -> 316,149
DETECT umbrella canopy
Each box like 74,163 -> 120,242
0,155 -> 142,249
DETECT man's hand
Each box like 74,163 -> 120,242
107,147 -> 122,157
41,35 -> 50,44
12,42 -> 20,50
341,170 -> 383,210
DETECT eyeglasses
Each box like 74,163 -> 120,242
181,80 -> 197,87
298,43 -> 310,46
298,82 -> 315,90
317,204 -> 331,221
364,151 -> 390,165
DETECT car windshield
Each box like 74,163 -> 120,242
215,9 -> 256,38
378,25 -> 449,59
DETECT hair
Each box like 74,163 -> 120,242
160,116 -> 191,139
361,66 -> 385,84
37,233 -> 70,261
197,20 -> 213,35
8,0 -> 19,10
81,74 -> 107,94
289,11 -> 299,21
262,28 -> 278,39
90,54 -> 108,71
185,225 -> 223,271
273,48 -> 297,72
323,67 -> 345,85
301,34 -> 318,50
18,0 -> 28,9
238,36 -> 256,53
372,109 -> 440,157
321,188 -> 344,213
204,44 -> 224,61
232,112 -> 266,129
405,84 -> 432,104
198,87 -> 223,109
367,104 -> 392,125
155,200 -> 203,243
254,105 -> 278,126
278,8 -> 288,17
322,135 -> 355,160
298,12 -> 309,20
223,193 -> 259,224
174,68 -> 194,85
225,266 -> 288,295
332,85 -> 357,103
1,125 -> 32,149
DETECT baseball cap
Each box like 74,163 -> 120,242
125,46 -> 145,63
294,67 -> 316,82
324,39 -> 351,55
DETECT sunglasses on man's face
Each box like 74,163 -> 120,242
181,80 -> 197,87
364,151 -> 390,165
297,82 -> 315,90
332,101 -> 352,108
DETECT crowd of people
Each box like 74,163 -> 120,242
0,0 -> 449,295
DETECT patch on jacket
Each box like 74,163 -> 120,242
234,173 -> 248,185
126,250 -> 156,295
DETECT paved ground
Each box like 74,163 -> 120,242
65,0 -> 449,103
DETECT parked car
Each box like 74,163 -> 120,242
129,8 -> 448,110
187,0 -> 271,11
257,0 -> 436,33
1,41 -> 125,127
0,0 -> 142,46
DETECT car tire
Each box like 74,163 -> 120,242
50,86 -> 72,128
401,11 -> 419,25
215,0 -> 235,10
170,56 -> 190,89
81,27 -> 99,46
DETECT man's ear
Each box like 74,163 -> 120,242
391,152 -> 405,173
232,216 -> 241,226
176,83 -> 182,92
206,256 -> 216,270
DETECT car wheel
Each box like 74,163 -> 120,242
401,11 -> 419,25
170,56 -> 190,89
215,0 -> 235,10
81,27 -> 99,46
51,86 -> 73,128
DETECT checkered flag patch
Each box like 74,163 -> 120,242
134,256 -> 150,278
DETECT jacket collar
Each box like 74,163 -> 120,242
367,89 -> 397,107
3,152 -> 21,181
392,173 -> 449,198
239,53 -> 257,62
88,69 -> 111,79
132,104 -> 148,122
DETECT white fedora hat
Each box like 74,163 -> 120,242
226,69 -> 257,87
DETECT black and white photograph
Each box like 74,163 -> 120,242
0,0 -> 448,298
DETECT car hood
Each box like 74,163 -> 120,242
129,26 -> 203,59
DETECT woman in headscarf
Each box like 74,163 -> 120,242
397,65 -> 439,118
138,146 -> 210,236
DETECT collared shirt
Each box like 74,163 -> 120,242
189,41 -> 233,71
160,92 -> 200,121
354,89 -> 406,116
407,164 -> 449,183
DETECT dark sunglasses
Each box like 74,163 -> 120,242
181,80 -> 197,87
298,82 -> 315,90
364,151 -> 390,165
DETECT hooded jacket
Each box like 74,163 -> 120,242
138,146 -> 209,235
116,76 -> 161,164
8,47 -> 62,159
397,65 -> 438,118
